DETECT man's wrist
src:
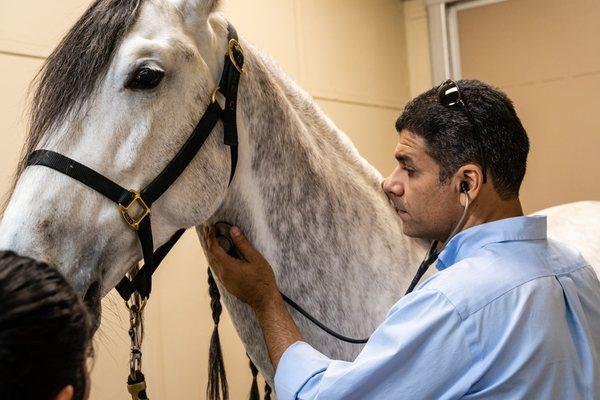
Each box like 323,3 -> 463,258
251,288 -> 304,369
253,289 -> 284,315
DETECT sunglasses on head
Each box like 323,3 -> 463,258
437,79 -> 488,184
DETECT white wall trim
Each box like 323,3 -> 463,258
426,0 -> 507,82
447,5 -> 462,80
427,2 -> 450,84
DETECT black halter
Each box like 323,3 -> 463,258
25,23 -> 373,347
26,23 -> 245,301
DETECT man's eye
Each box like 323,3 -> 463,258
125,67 -> 164,90
403,167 -> 415,176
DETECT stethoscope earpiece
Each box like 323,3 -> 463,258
460,181 -> 470,193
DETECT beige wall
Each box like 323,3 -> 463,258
0,1 -> 409,399
403,0 -> 433,97
457,0 -> 600,213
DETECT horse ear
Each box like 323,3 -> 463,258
201,0 -> 221,14
177,0 -> 222,17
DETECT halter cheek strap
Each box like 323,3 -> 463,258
26,23 -> 245,302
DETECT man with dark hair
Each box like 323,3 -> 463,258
387,79 -> 530,243
205,80 -> 600,399
396,79 -> 529,200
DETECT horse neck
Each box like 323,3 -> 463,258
211,44 -> 421,302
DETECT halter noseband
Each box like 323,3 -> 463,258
26,23 -> 245,302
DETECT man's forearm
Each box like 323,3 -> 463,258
255,294 -> 304,369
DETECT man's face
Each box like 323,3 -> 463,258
382,129 -> 461,241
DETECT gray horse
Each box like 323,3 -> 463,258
0,0 -> 598,398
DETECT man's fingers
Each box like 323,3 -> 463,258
206,226 -> 243,271
230,226 -> 261,263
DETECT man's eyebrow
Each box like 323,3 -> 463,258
395,153 -> 414,164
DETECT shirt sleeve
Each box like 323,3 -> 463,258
274,289 -> 475,400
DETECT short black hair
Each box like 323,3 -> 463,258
0,251 -> 91,400
396,79 -> 529,199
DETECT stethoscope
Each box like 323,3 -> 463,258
214,181 -> 472,344
404,180 -> 471,294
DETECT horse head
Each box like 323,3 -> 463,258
0,0 -> 234,329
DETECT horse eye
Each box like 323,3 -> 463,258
126,67 -> 164,90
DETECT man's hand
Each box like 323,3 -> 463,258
203,225 -> 279,311
203,225 -> 304,368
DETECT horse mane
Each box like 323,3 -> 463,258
14,0 -> 144,181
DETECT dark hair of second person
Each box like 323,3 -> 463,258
0,251 -> 91,400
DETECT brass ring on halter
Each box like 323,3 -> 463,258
228,38 -> 245,74
125,298 -> 147,314
211,86 -> 221,104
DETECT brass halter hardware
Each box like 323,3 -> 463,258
211,86 -> 221,103
228,38 -> 245,74
127,381 -> 148,400
119,190 -> 151,230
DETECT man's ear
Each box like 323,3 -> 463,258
54,385 -> 74,400
454,164 -> 484,206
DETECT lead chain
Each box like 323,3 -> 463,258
125,266 -> 150,400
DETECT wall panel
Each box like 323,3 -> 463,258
403,0 -> 432,97
0,54 -> 40,187
0,1 -> 90,57
458,0 -> 600,213
316,99 -> 400,175
297,0 -> 409,108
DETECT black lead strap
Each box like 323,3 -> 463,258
26,23 -> 244,302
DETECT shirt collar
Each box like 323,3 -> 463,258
436,215 -> 548,271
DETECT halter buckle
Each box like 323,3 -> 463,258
119,190 -> 151,230
227,38 -> 245,74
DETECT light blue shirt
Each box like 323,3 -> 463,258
275,216 -> 600,399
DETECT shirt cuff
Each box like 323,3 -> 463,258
274,341 -> 332,400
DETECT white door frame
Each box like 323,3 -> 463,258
425,0 -> 507,83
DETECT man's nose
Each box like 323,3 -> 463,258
381,177 -> 391,193
381,177 -> 393,196
381,171 -> 404,197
